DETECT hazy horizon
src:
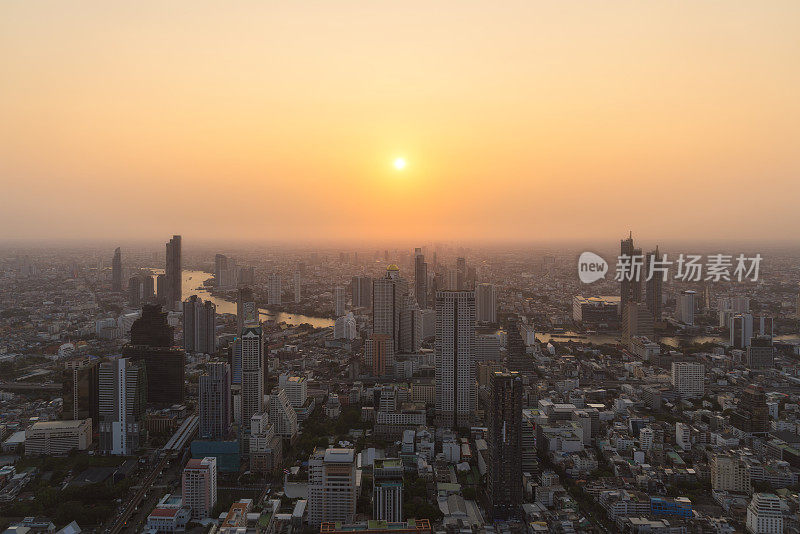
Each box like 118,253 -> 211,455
2,1 -> 799,242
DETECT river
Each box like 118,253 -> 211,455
149,269 -> 334,328
536,331 -> 800,348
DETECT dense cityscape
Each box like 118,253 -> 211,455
0,236 -> 799,534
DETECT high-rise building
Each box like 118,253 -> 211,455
620,232 -> 642,320
279,375 -> 308,408
334,286 -> 346,316
487,371 -> 523,520
236,287 -> 258,334
308,448 -> 357,526
141,274 -> 155,302
269,388 -> 298,440
622,301 -> 654,342
671,361 -> 704,398
199,362 -> 231,439
165,235 -> 182,311
61,358 -> 100,430
112,247 -> 122,292
747,336 -> 775,369
372,265 -> 409,353
475,283 -> 497,324
334,313 -> 357,340
414,248 -> 428,309
435,290 -> 476,428
124,304 -> 185,406
456,257 -> 467,290
240,327 -> 265,428
268,273 -> 281,305
399,303 -> 423,353
182,457 -> 218,520
644,247 -> 663,321
99,358 -> 147,455
731,384 -> 769,437
215,254 -> 238,289
183,295 -> 216,354
677,290 -> 696,326
365,333 -> 393,376
156,273 -> 166,303
351,275 -> 372,308
711,453 -> 751,493
730,313 -> 754,349
373,458 -> 403,522
294,270 -> 302,303
746,493 -> 783,534
249,411 -> 282,475
128,276 -> 142,307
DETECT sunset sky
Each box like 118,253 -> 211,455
2,1 -> 799,244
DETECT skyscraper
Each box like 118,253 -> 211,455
456,257 -> 466,290
398,304 -> 423,353
199,362 -> 232,439
372,265 -> 408,353
111,247 -> 122,292
622,301 -> 655,342
644,247 -> 663,321
334,286 -> 346,316
435,290 -> 476,428
487,370 -> 523,520
414,248 -> 428,309
351,275 -> 372,308
128,276 -> 142,307
294,270 -> 302,303
183,295 -> 217,354
124,304 -> 185,406
165,235 -> 182,311
475,283 -> 497,324
237,287 -> 258,334
240,326 -> 265,428
620,232 -> 642,320
268,273 -> 281,305
61,358 -> 100,431
99,357 -> 147,455
678,290 -> 696,326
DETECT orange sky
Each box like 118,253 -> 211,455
1,1 -> 799,244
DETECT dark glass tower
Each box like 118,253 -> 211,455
165,234 -> 182,311
487,370 -> 523,520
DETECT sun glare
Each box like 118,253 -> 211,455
393,157 -> 407,171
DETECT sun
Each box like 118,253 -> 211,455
393,157 -> 407,171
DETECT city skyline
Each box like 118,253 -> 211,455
2,1 -> 800,242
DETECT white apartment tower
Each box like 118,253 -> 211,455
270,388 -> 298,439
308,448 -> 357,526
435,290 -> 476,428
746,493 -> 783,534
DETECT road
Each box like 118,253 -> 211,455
107,456 -> 169,534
